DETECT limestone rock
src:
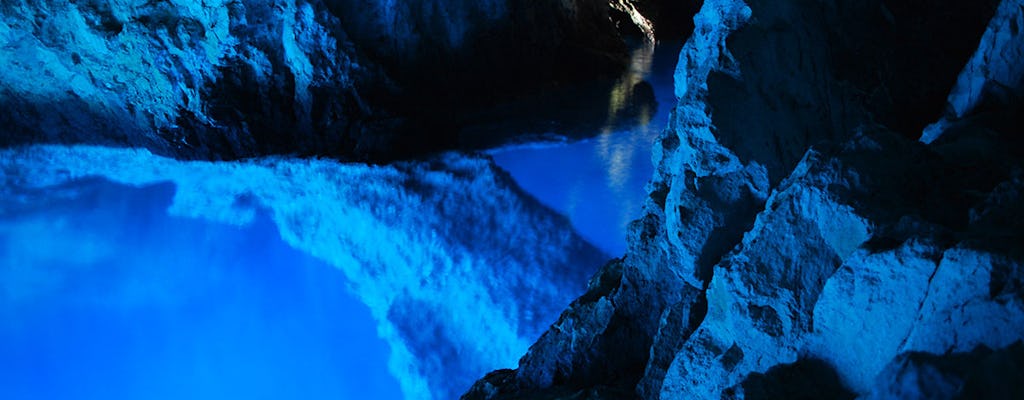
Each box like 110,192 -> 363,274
465,1 -> 1024,398
923,0 -> 1024,143
0,0 -> 654,160
863,342 -> 1024,400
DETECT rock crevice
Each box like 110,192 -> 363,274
465,0 -> 1024,398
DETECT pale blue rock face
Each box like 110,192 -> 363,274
0,0 -> 374,158
466,0 -> 1024,399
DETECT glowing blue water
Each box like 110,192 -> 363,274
490,43 -> 680,255
0,43 -> 679,400
0,179 -> 402,400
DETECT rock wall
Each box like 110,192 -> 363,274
0,0 -> 653,161
465,0 -> 1024,398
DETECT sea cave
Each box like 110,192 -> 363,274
1,1 -> 1023,399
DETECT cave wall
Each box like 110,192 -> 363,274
465,0 -> 1024,398
327,0 -> 632,94
0,0 -> 380,160
0,0 -> 652,161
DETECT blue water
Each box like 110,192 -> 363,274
490,43 -> 680,255
0,179 -> 402,400
0,42 -> 680,400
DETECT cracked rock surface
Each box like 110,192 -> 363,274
0,0 -> 655,161
465,0 -> 1024,398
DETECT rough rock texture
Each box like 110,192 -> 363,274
863,342 -> 1024,400
0,146 -> 609,400
466,0 -> 1024,398
0,0 -> 655,161
923,0 -> 1024,143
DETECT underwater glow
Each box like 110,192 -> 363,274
0,146 -> 606,400
0,179 -> 401,400
0,4 -> 681,397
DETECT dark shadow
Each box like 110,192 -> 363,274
735,358 -> 855,400
706,0 -> 1000,183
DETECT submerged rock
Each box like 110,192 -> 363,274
466,0 -> 1024,398
0,145 -> 610,400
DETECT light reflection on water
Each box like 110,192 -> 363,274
0,40 -> 682,399
490,43 -> 679,255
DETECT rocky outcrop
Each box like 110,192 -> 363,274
0,0 -> 656,161
466,0 -> 1024,398
0,0 -> 374,159
863,342 -> 1024,399
923,0 -> 1024,143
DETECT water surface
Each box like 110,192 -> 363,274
490,43 -> 680,255
0,41 -> 682,400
